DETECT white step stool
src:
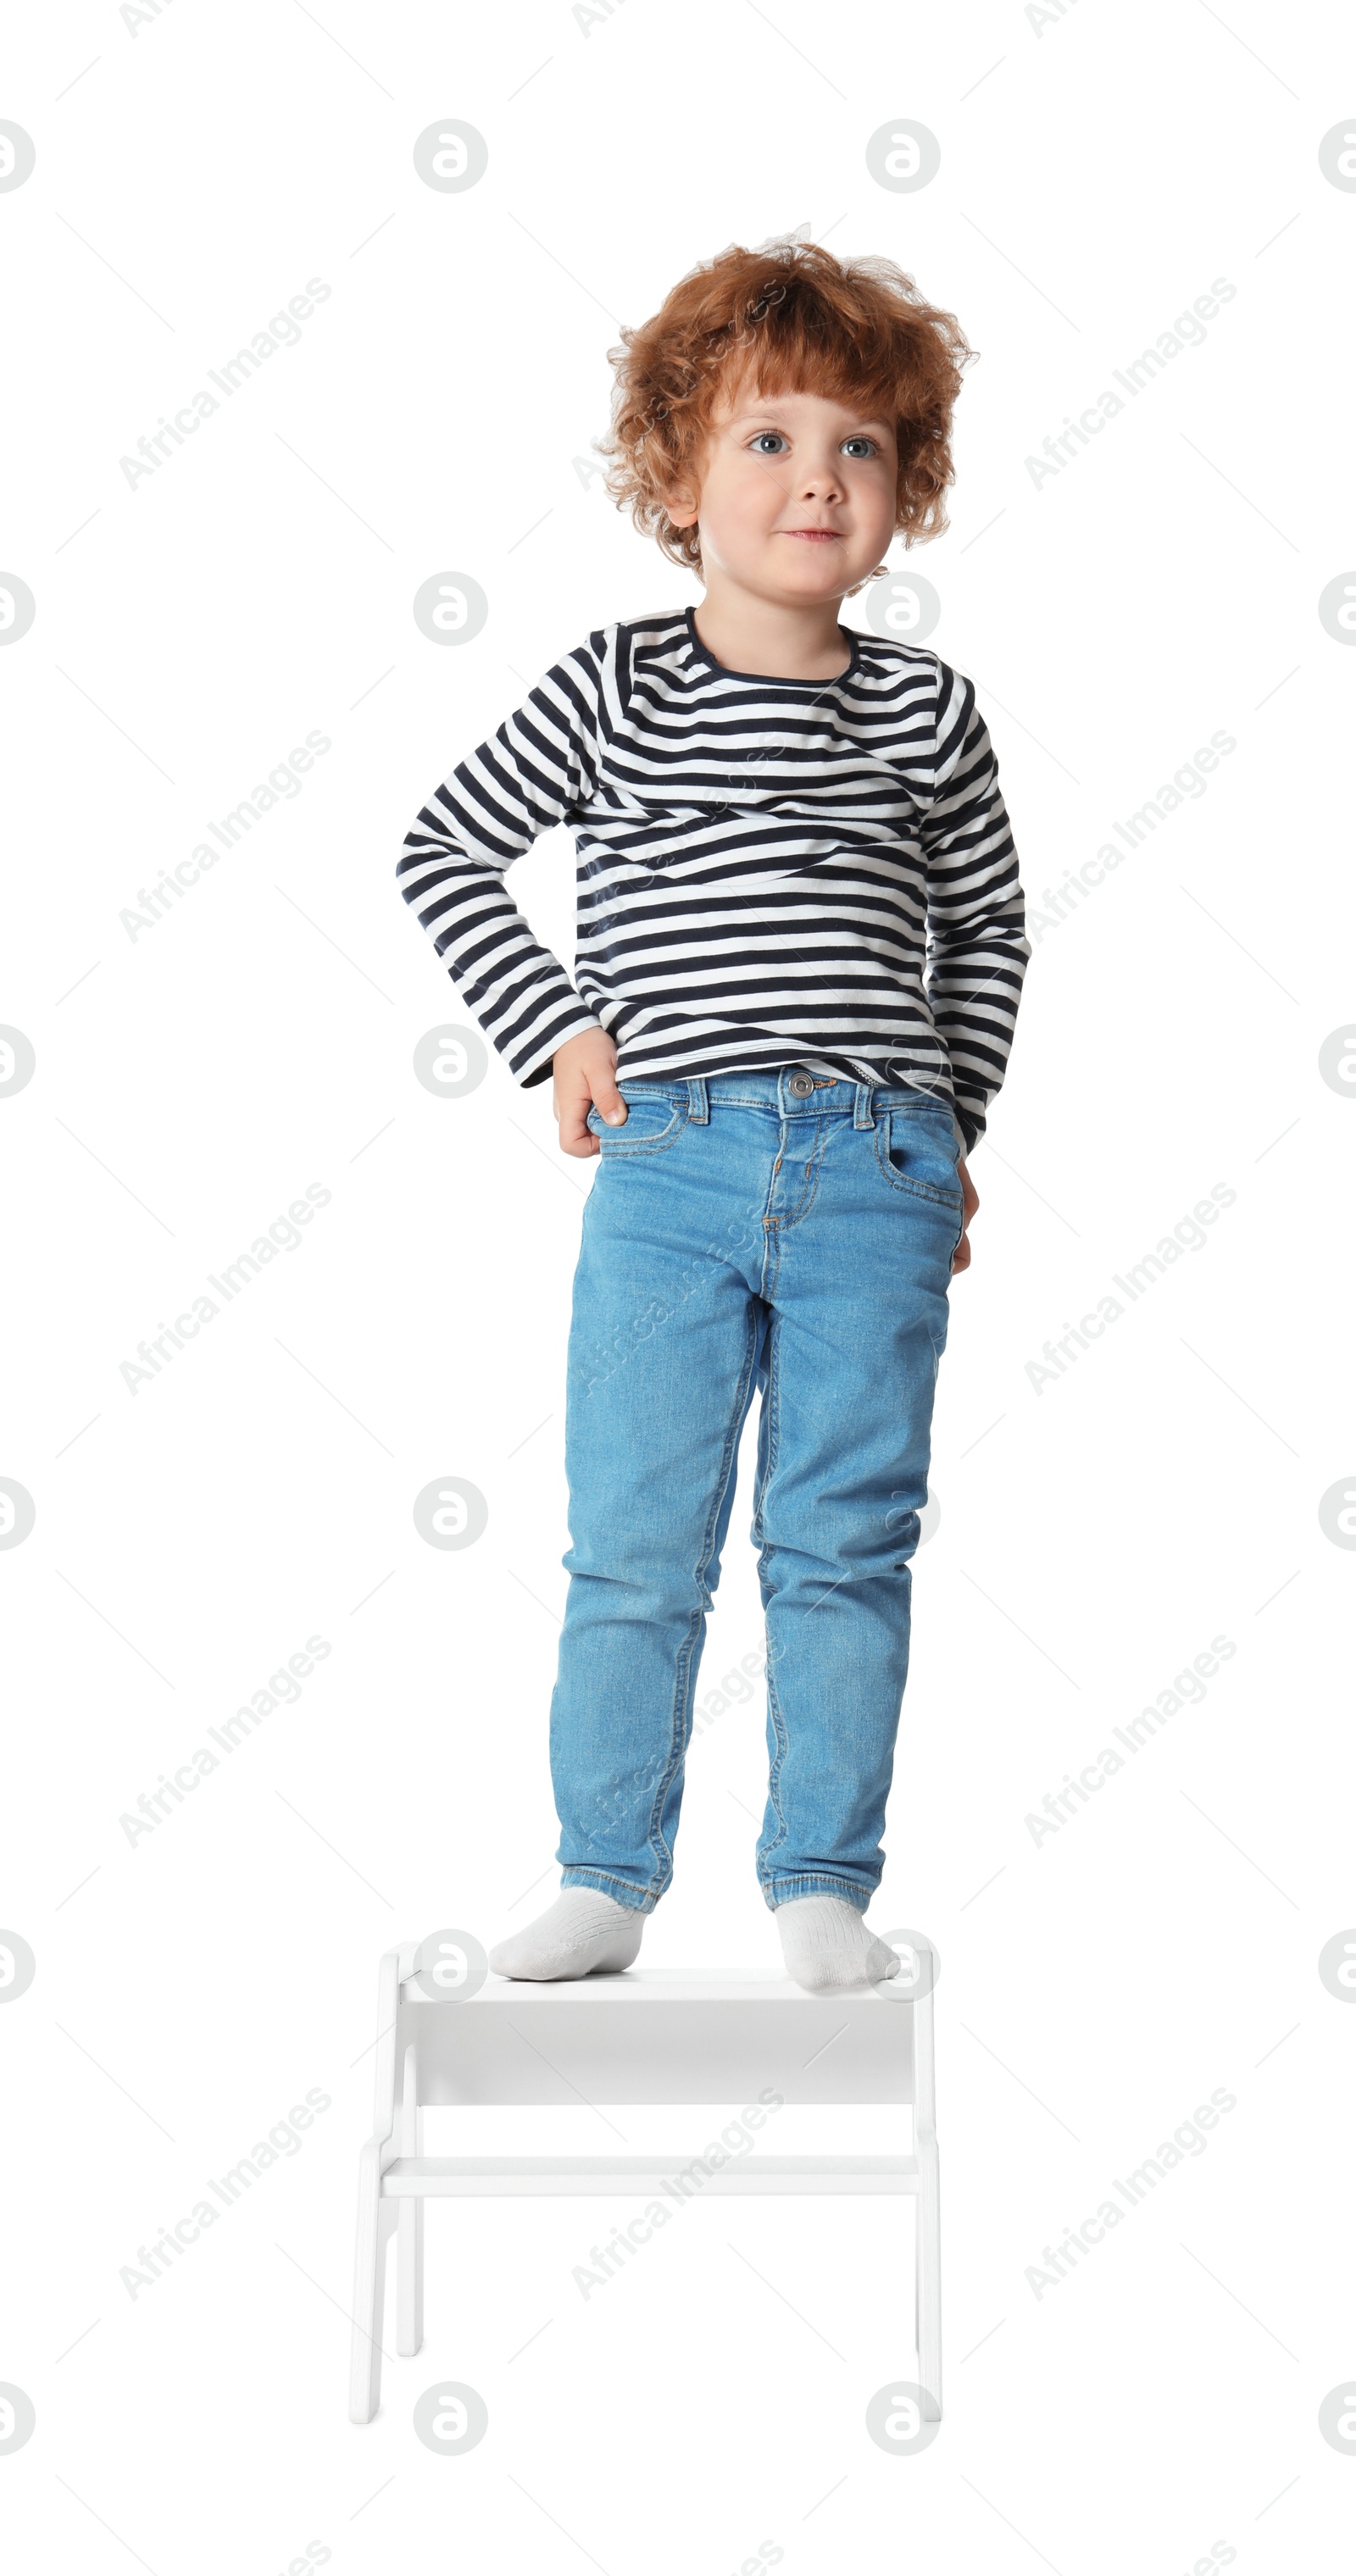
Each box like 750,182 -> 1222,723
349,1944 -> 941,2423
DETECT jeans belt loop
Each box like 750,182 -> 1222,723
853,1080 -> 876,1130
685,1075 -> 709,1124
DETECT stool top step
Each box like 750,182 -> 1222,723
398,1966 -> 916,2010
368,1951 -> 931,2112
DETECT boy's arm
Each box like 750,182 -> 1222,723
396,636 -> 608,1087
920,663 -> 1031,1157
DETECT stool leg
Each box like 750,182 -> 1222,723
397,2197 -> 424,2356
911,1962 -> 942,2419
915,2143 -> 942,2418
349,2141 -> 395,2423
395,2045 -> 423,2357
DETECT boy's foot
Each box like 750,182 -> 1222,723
489,1888 -> 645,1982
775,1896 -> 901,1993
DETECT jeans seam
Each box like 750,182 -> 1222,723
642,1297 -> 761,1887
781,1119 -> 826,1227
642,1599 -> 703,1890
757,1305 -> 789,1874
559,1867 -> 661,1912
752,1304 -> 781,1552
597,1128 -> 685,1159
764,1873 -> 872,1913
761,1652 -> 789,1873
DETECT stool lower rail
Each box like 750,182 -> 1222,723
380,2151 -> 920,2197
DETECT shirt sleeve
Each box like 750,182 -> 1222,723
395,635 -> 609,1088
921,661 -> 1031,1155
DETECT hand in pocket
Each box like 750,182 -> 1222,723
552,1029 -> 629,1155
952,1158 -> 979,1276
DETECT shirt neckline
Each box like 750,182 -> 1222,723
682,604 -> 860,687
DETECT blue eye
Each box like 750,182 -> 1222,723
747,430 -> 881,458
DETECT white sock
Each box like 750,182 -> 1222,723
775,1896 -> 901,1993
489,1887 -> 646,1982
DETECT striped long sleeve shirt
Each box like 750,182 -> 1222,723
396,607 -> 1030,1153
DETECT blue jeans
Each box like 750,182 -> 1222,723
549,1067 -> 964,1917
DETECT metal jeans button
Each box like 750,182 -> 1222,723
787,1072 -> 814,1096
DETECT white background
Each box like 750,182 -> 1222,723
2,2 -> 1353,2569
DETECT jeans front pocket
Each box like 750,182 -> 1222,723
585,1084 -> 686,1157
874,1102 -> 964,1211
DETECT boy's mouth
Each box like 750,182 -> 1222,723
782,529 -> 842,542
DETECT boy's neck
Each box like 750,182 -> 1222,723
690,585 -> 853,682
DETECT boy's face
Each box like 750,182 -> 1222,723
664,376 -> 898,604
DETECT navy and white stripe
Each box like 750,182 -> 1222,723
396,606 -> 1029,1152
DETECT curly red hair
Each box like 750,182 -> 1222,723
595,234 -> 975,577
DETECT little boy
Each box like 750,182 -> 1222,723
397,236 -> 1029,1990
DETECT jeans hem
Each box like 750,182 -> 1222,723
559,1868 -> 663,1915
761,1874 -> 873,1913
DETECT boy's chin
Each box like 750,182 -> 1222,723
761,554 -> 855,597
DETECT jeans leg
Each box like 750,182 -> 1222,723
550,1138 -> 766,1911
752,1113 -> 955,1913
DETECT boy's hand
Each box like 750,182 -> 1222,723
952,1158 -> 979,1276
552,1029 -> 628,1156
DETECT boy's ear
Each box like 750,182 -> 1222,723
661,480 -> 699,529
